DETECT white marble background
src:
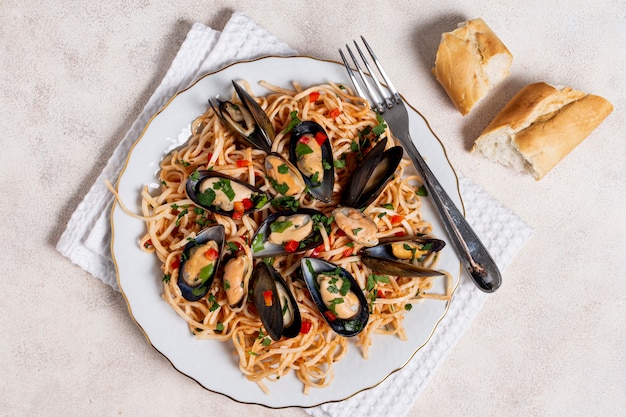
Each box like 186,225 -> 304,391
1,1 -> 624,416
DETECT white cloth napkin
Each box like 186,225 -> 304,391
56,11 -> 532,417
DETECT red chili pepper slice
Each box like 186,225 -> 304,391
309,91 -> 320,102
236,159 -> 252,167
342,248 -> 353,258
390,215 -> 404,225
314,131 -> 326,146
377,289 -> 385,298
300,321 -> 312,334
284,240 -> 299,253
394,231 -> 406,237
204,248 -> 219,260
232,201 -> 245,220
328,108 -> 341,118
241,198 -> 253,210
323,310 -> 337,322
170,256 -> 180,269
143,239 -> 153,249
311,243 -> 325,258
262,290 -> 273,306
298,136 -> 310,144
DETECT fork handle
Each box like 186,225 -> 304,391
403,133 -> 502,292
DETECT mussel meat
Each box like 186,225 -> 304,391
340,137 -> 403,209
264,152 -> 306,197
360,235 -> 446,277
221,252 -> 253,311
186,171 -> 269,218
289,121 -> 334,202
210,81 -> 275,153
177,224 -> 225,301
332,207 -> 379,247
300,257 -> 369,337
250,209 -> 327,258
251,261 -> 302,341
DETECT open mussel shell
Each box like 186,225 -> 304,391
177,224 -> 225,301
250,208 -> 326,258
264,152 -> 306,196
360,235 -> 446,277
186,170 -> 269,218
209,81 -> 275,153
300,257 -> 369,337
251,261 -> 302,341
340,137 -> 403,209
289,121 -> 335,202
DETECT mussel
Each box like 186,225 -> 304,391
221,252 -> 253,311
186,171 -> 269,218
264,152 -> 306,197
210,81 -> 275,153
289,121 -> 334,202
251,261 -> 302,341
177,224 -> 225,301
340,137 -> 403,209
332,207 -> 379,247
300,257 -> 369,337
250,208 -> 327,258
360,235 -> 447,277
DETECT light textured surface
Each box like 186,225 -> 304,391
2,2 -> 625,417
56,14 -> 532,415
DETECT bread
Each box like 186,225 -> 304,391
472,82 -> 613,180
432,18 -> 513,116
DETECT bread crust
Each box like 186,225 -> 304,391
474,82 -> 613,179
432,18 -> 512,115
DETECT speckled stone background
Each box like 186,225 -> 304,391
1,1 -> 625,416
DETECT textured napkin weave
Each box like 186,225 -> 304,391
56,11 -> 532,417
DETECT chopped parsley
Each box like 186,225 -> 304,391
251,233 -> 265,253
212,178 -> 235,201
295,142 -> 313,158
277,164 -> 289,174
416,185 -> 428,197
270,220 -> 293,234
352,227 -> 363,235
271,196 -> 300,211
283,111 -> 301,133
189,170 -> 200,181
197,188 -> 216,207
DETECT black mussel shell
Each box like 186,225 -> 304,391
340,137 -> 403,209
209,81 -> 275,153
250,209 -> 327,258
177,225 -> 225,301
251,262 -> 302,340
186,171 -> 269,218
360,235 -> 446,277
289,121 -> 335,202
300,257 -> 369,337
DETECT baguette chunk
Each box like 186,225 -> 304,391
433,18 -> 513,115
473,82 -> 613,180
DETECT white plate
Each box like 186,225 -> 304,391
112,56 -> 462,408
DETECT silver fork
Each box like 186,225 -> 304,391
339,37 -> 502,293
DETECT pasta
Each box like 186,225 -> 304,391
127,80 -> 452,394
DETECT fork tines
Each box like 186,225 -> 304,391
339,36 -> 402,114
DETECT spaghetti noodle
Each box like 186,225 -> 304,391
129,80 -> 452,393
